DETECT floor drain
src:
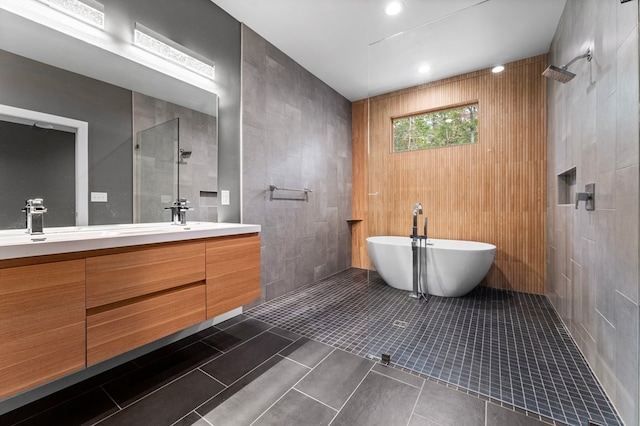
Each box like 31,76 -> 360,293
393,320 -> 408,328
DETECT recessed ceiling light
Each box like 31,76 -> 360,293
418,65 -> 430,74
491,65 -> 505,73
385,1 -> 405,16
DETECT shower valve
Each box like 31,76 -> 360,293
575,183 -> 595,211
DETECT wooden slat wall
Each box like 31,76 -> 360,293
352,55 -> 547,294
351,99 -> 369,268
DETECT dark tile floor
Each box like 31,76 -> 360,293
2,316 -> 554,426
0,268 -> 621,426
246,268 -> 623,426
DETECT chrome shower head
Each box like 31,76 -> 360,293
542,64 -> 576,83
542,49 -> 592,83
413,202 -> 423,215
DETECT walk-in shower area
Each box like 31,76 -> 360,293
247,268 -> 623,426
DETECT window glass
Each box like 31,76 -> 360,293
393,103 -> 478,152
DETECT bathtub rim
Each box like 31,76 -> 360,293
366,235 -> 496,252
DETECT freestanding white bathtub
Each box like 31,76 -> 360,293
366,236 -> 496,297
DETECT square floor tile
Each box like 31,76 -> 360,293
253,389 -> 336,426
331,370 -> 420,426
295,349 -> 374,410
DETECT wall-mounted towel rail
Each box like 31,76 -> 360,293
269,184 -> 313,193
268,184 -> 312,201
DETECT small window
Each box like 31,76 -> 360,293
392,103 -> 479,152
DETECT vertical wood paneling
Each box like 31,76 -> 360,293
352,55 -> 547,294
351,100 -> 370,268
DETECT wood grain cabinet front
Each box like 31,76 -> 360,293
85,241 -> 207,366
206,233 -> 261,319
86,284 -> 206,366
0,259 -> 86,399
86,241 -> 206,308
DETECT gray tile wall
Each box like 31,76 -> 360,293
241,26 -> 352,303
546,1 -> 639,425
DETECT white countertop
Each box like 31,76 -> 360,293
0,222 -> 261,260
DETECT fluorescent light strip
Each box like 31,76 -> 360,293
134,23 -> 215,80
38,0 -> 104,29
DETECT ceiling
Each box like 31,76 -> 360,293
211,0 -> 567,101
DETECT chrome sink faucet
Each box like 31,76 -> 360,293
165,198 -> 193,225
22,198 -> 47,235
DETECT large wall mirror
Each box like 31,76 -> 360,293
0,6 -> 219,230
0,0 -> 224,229
0,58 -> 218,230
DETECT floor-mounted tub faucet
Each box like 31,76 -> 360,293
410,202 -> 427,300
22,198 -> 47,235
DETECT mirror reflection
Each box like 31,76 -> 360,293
133,92 -> 218,224
0,120 -> 75,229
0,49 -> 218,231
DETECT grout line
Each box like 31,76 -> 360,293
197,367 -> 227,388
192,337 -> 309,416
406,379 -> 425,426
330,361 -> 376,417
100,385 -> 122,411
369,367 -> 422,389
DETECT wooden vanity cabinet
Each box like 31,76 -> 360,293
0,232 -> 260,397
85,241 -> 207,366
0,259 -> 86,399
206,233 -> 261,319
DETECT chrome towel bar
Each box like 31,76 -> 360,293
269,184 -> 313,193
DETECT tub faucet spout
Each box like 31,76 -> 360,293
412,202 -> 423,238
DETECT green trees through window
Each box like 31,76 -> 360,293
393,103 -> 478,152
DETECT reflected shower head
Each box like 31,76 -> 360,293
542,65 -> 576,83
542,49 -> 592,83
179,148 -> 192,158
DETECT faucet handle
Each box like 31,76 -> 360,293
23,198 -> 47,213
575,183 -> 595,211
575,192 -> 589,209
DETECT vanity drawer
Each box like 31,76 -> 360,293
0,259 -> 86,399
86,241 -> 206,308
86,283 -> 206,366
206,234 -> 261,319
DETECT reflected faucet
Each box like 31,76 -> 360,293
165,198 -> 193,225
22,198 -> 47,235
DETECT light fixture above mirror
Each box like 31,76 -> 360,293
134,23 -> 215,80
37,0 -> 104,29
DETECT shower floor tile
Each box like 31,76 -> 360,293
245,268 -> 623,426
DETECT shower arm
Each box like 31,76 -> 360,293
561,49 -> 592,69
